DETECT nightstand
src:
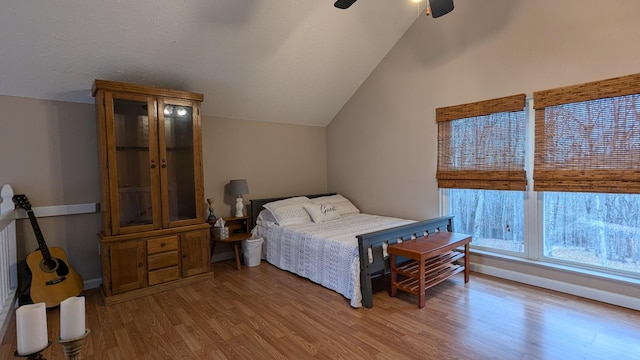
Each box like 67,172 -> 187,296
208,216 -> 251,270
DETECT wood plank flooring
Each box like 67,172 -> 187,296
1,260 -> 639,359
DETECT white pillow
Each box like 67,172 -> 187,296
263,196 -> 314,226
303,203 -> 341,223
311,194 -> 360,215
256,209 -> 277,224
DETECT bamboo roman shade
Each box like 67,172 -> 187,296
533,73 -> 640,193
436,94 -> 527,190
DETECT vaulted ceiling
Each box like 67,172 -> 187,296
0,1 -> 425,126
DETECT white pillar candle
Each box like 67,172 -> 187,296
60,296 -> 86,340
16,302 -> 48,355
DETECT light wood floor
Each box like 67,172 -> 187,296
2,260 -> 640,359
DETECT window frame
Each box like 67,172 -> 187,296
441,98 -> 640,280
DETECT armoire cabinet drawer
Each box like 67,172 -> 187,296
147,236 -> 178,255
148,266 -> 180,285
148,251 -> 179,271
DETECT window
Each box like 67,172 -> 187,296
534,74 -> 640,275
437,94 -> 527,255
441,73 -> 640,277
448,189 -> 524,253
543,192 -> 640,273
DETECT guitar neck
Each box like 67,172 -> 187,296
25,210 -> 52,261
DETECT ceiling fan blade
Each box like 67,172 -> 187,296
429,0 -> 454,18
334,0 -> 357,9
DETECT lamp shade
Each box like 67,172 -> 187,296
229,179 -> 249,196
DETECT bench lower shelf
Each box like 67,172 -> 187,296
388,232 -> 472,308
393,252 -> 465,294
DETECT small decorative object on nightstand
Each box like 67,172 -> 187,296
229,179 -> 249,217
206,198 -> 216,221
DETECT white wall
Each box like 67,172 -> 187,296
327,0 -> 640,307
202,115 -> 327,218
0,95 -> 327,285
328,0 -> 640,218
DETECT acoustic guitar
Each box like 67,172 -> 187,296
12,194 -> 83,308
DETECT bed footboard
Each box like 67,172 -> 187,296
356,215 -> 454,308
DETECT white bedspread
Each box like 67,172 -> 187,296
255,213 -> 413,308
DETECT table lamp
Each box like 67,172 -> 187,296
229,179 -> 249,217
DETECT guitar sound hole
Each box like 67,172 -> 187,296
56,259 -> 70,277
40,258 -> 59,273
39,258 -> 71,277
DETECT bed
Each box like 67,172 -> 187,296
250,193 -> 454,308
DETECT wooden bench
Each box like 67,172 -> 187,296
388,232 -> 472,308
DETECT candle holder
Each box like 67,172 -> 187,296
14,341 -> 50,359
57,329 -> 90,360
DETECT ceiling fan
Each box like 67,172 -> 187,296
334,0 -> 454,18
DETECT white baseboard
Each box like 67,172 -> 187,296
211,250 -> 236,263
84,261 -> 637,311
471,263 -> 640,311
84,277 -> 102,290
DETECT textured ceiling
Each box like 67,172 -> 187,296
0,0 -> 423,126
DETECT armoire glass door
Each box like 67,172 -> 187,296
158,98 -> 198,227
109,94 -> 160,234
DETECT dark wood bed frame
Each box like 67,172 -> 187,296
249,193 -> 454,308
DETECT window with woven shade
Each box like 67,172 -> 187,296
436,94 -> 527,190
533,73 -> 640,193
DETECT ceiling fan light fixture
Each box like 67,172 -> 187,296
426,0 -> 454,18
334,0 -> 357,9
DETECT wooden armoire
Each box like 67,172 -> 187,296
92,80 -> 212,304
